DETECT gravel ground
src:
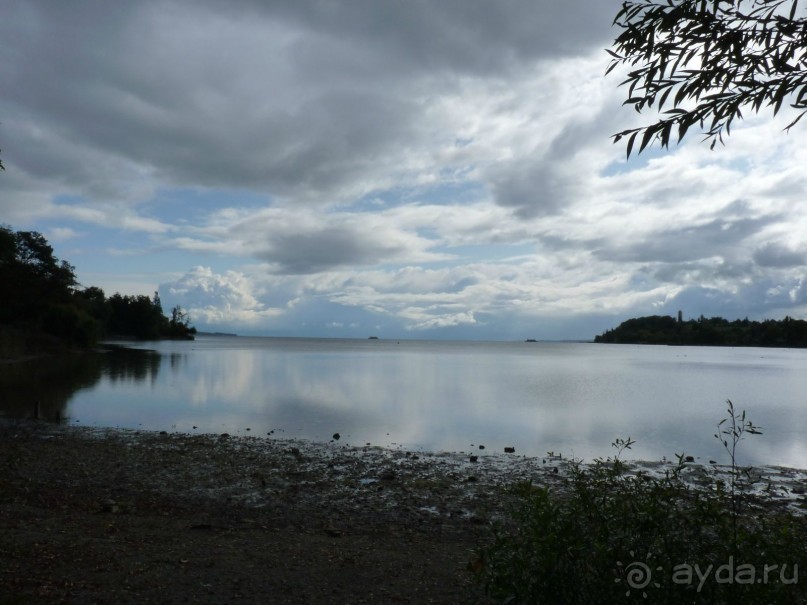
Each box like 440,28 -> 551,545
4,419 -> 805,604
0,420 -> 576,604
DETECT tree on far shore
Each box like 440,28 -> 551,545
609,0 -> 807,156
0,226 -> 98,347
595,314 -> 807,347
0,226 -> 195,351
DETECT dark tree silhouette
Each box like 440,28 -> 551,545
609,0 -> 807,156
0,226 -> 195,352
595,314 -> 807,347
0,226 -> 103,347
0,227 -> 77,324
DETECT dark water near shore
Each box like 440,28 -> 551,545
2,336 -> 807,466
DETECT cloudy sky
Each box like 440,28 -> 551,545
2,0 -> 806,340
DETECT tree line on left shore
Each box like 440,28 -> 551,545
1,225 -> 195,355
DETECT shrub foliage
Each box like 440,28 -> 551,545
479,403 -> 807,604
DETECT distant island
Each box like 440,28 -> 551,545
595,314 -> 807,348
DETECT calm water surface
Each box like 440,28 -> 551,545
2,336 -> 806,467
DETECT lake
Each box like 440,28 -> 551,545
2,336 -> 807,467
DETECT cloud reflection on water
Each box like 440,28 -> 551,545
4,338 -> 806,467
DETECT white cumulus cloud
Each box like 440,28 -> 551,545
160,266 -> 283,326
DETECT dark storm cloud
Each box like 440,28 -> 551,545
224,207 -> 445,275
256,226 -> 409,274
660,279 -> 807,320
488,160 -> 573,218
486,103 -> 619,217
753,242 -> 807,268
651,259 -> 757,284
0,0 -> 621,203
228,0 -> 620,73
596,215 -> 780,264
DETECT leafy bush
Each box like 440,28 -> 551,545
478,402 -> 807,604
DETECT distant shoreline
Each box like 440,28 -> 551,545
195,331 -> 238,337
595,314 -> 807,349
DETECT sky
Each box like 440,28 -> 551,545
2,0 -> 806,340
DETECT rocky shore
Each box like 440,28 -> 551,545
0,420 -> 575,604
3,420 -> 805,604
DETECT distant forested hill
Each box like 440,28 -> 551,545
594,315 -> 807,348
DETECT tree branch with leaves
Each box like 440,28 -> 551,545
608,0 -> 807,157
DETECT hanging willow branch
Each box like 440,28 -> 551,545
608,0 -> 807,157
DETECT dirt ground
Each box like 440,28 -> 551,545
0,420 -> 568,604
6,419 -> 803,604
